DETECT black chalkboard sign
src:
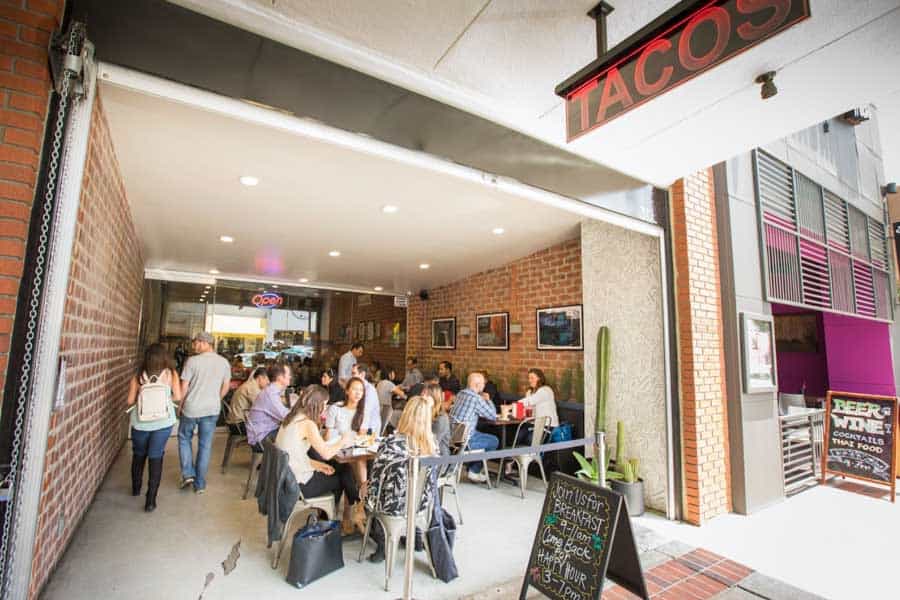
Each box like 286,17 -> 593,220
822,391 -> 897,502
520,473 -> 648,600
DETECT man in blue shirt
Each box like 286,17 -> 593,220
338,342 -> 364,386
246,363 -> 291,446
449,371 -> 498,483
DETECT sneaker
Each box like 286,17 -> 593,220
467,470 -> 488,483
180,476 -> 195,489
194,487 -> 206,495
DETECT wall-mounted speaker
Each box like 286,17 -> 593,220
418,289 -> 429,301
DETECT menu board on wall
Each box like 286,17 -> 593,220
520,473 -> 648,600
823,391 -> 897,502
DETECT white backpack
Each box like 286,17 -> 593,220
138,372 -> 171,422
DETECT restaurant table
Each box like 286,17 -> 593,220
479,417 -> 525,450
333,447 -> 377,465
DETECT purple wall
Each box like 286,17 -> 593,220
772,304 -> 827,395
822,311 -> 896,396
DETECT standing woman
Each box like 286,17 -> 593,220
125,343 -> 183,512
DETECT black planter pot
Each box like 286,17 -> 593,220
610,479 -> 645,516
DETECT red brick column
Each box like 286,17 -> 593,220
671,169 -> 732,524
0,0 -> 64,416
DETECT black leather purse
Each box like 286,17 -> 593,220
285,514 -> 344,588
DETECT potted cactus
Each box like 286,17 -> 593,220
609,421 -> 645,516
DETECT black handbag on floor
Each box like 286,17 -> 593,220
426,474 -> 458,583
285,514 -> 344,588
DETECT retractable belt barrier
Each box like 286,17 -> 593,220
398,436 -> 595,600
417,437 -> 593,468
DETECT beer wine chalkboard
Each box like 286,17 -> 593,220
520,473 -> 648,600
822,391 -> 897,502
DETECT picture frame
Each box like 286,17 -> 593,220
366,320 -> 375,342
536,304 -> 583,350
741,312 -> 777,393
358,321 -> 366,341
431,317 -> 456,349
476,312 -> 509,351
374,321 -> 381,340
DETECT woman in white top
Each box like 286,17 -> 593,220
324,376 -> 371,488
276,385 -> 366,534
519,368 -> 560,428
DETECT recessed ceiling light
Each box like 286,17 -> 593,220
199,299 -> 205,302
492,227 -> 505,235
374,286 -> 384,291
239,175 -> 259,187
419,263 -> 430,270
272,284 -> 279,288
382,205 -> 399,214
209,269 -> 220,275
329,250 -> 341,257
204,285 -> 211,289
219,235 -> 234,243
299,278 -> 309,283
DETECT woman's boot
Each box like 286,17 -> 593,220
131,454 -> 147,496
145,457 -> 163,512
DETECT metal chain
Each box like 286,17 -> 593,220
0,23 -> 83,594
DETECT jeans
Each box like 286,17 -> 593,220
467,429 -> 499,473
132,426 -> 173,459
178,415 -> 217,489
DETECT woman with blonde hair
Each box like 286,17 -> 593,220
362,395 -> 437,563
423,382 -> 451,457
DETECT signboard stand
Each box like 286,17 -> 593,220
821,391 -> 898,502
520,473 -> 648,600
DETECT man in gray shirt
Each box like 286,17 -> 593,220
338,342 -> 364,386
178,332 -> 231,493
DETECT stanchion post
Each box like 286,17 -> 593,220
595,430 -> 606,488
400,454 -> 419,600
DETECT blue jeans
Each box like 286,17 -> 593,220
467,430 -> 499,473
132,426 -> 173,459
178,415 -> 217,489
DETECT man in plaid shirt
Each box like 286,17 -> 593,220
449,372 -> 498,483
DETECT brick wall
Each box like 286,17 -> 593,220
326,292 -> 406,373
671,170 -> 732,524
29,94 -> 144,597
0,0 -> 64,435
407,238 -> 582,396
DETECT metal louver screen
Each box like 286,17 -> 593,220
755,150 -> 892,322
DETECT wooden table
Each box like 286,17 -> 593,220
332,447 -> 377,465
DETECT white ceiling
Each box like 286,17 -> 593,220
100,82 -> 585,294
172,0 -> 900,186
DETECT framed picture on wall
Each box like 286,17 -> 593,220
366,320 -> 375,341
431,317 -> 456,349
536,304 -> 583,350
374,321 -> 381,340
476,312 -> 509,350
741,312 -> 777,393
358,321 -> 366,341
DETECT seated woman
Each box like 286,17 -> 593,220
321,368 -> 345,405
324,376 -> 367,441
376,366 -> 397,432
423,382 -> 451,457
505,368 -> 559,452
325,376 -> 372,491
275,385 -> 366,534
363,395 -> 437,563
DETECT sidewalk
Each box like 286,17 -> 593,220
465,522 -> 824,600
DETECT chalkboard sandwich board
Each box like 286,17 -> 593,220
520,472 -> 648,600
821,391 -> 897,502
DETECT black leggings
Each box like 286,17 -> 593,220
298,463 -> 359,506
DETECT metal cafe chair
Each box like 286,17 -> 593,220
456,420 -> 492,490
220,398 -> 248,474
357,458 -> 436,591
436,421 -> 469,523
259,441 -> 337,570
495,416 -> 550,498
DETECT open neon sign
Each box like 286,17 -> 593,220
556,0 -> 811,141
252,292 -> 283,308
